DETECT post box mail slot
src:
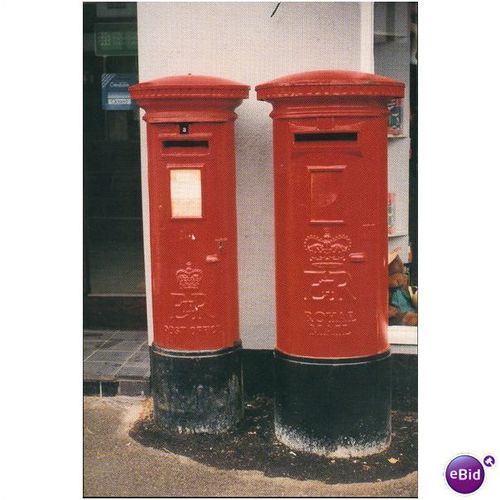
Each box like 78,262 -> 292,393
256,70 -> 405,457
162,139 -> 209,148
294,132 -> 358,142
130,74 -> 249,434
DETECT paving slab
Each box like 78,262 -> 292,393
116,362 -> 150,379
127,350 -> 150,363
99,339 -> 142,351
84,361 -> 122,381
86,350 -> 133,363
84,331 -> 149,395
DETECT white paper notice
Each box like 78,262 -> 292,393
170,169 -> 202,218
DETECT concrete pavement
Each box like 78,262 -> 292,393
84,397 -> 417,497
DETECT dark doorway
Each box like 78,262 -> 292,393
83,2 -> 146,329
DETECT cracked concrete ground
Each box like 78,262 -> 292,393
84,396 -> 417,497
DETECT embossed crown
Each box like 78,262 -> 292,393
176,262 -> 203,289
304,233 -> 351,264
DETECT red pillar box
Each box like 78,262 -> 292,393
130,75 -> 249,433
256,70 -> 404,456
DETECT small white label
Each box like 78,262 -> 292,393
108,97 -> 131,105
170,169 -> 202,218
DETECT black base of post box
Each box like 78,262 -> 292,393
150,342 -> 243,434
274,350 -> 392,458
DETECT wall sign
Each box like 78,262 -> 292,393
388,192 -> 396,235
96,3 -> 136,19
170,169 -> 203,218
387,98 -> 403,136
95,23 -> 137,56
101,73 -> 137,111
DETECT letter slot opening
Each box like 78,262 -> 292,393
295,132 -> 358,142
163,140 -> 209,148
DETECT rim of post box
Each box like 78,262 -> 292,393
130,74 -> 250,101
255,69 -> 404,100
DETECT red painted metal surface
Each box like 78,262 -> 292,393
130,75 -> 249,351
256,70 -> 404,359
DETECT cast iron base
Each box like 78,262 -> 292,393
150,343 -> 243,434
274,350 -> 392,458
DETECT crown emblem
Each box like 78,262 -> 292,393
304,233 -> 351,266
176,262 -> 203,289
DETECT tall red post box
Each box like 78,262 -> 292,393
256,70 -> 405,456
130,75 -> 249,433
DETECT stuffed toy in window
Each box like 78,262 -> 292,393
388,250 -> 417,326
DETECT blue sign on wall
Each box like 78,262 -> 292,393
101,73 -> 137,111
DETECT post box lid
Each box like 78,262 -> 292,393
255,70 -> 404,100
130,74 -> 250,100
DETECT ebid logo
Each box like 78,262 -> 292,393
445,454 -> 494,494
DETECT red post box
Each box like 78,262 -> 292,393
130,75 -> 249,433
256,70 -> 405,456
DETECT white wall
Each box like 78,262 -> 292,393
137,2 -> 369,349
